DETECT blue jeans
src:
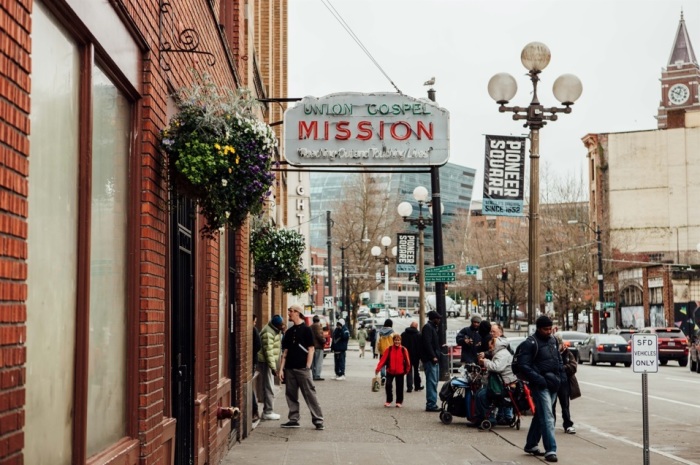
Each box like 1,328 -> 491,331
424,361 -> 439,409
526,387 -> 558,455
334,351 -> 346,376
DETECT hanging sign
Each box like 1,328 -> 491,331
483,135 -> 526,216
396,233 -> 418,273
284,93 -> 450,166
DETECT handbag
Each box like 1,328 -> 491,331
372,374 -> 381,392
487,373 -> 504,397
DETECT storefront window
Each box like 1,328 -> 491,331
86,65 -> 131,456
25,3 -> 80,463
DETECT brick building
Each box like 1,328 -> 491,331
0,0 -> 289,464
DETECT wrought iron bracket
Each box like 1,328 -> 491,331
159,0 -> 216,71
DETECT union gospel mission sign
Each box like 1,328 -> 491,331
483,135 -> 526,216
284,93 -> 450,166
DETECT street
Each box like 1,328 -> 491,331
223,336 -> 700,465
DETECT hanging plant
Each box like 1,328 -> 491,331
160,72 -> 277,236
251,224 -> 310,295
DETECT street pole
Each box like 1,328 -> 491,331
341,246 -> 346,324
327,211 -> 334,325
418,226 -> 426,330
596,226 -> 607,333
488,42 -> 582,328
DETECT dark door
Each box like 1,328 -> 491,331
171,194 -> 195,465
227,228 -> 238,396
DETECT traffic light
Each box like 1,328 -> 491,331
501,267 -> 508,281
380,271 -> 385,283
603,311 -> 611,319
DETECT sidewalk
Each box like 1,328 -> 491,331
222,341 -> 684,465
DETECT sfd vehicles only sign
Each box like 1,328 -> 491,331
631,334 -> 658,373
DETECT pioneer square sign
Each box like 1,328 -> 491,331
284,92 -> 450,166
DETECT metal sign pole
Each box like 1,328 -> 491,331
642,372 -> 650,465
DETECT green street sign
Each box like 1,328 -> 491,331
424,271 -> 455,278
369,303 -> 385,309
465,265 -> 479,275
425,274 -> 456,282
425,264 -> 455,273
545,290 -> 553,302
604,302 -> 616,308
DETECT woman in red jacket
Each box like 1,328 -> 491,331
375,334 -> 411,408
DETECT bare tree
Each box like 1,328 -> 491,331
329,173 -> 402,329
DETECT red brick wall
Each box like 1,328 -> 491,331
0,0 -> 31,463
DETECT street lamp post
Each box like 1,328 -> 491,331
397,186 -> 433,331
489,42 -> 582,325
371,236 -> 397,311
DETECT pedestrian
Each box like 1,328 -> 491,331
257,314 -> 285,421
490,322 -> 513,423
553,333 -> 579,435
477,319 -> 493,356
456,314 -> 482,365
368,325 -> 378,358
520,315 -> 565,463
401,321 -> 423,392
279,303 -> 325,430
421,310 -> 442,412
357,325 -> 369,358
375,334 -> 411,408
311,315 -> 326,381
376,319 -> 395,384
331,319 -> 350,380
252,314 -> 262,422
472,336 -> 516,428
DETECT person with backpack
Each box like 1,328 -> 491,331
375,334 -> 411,408
517,315 -> 565,463
376,319 -> 395,385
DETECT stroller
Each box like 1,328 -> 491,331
478,375 -> 535,431
438,364 -> 483,425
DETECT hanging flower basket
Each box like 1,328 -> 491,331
160,73 -> 276,236
251,224 -> 310,295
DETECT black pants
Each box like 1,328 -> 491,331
553,381 -> 573,429
385,373 -> 405,404
406,359 -> 422,391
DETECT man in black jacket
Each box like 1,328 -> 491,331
420,311 -> 442,411
520,315 -> 565,463
456,315 -> 482,365
401,321 -> 423,392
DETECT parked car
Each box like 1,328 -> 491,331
303,314 -> 331,354
446,304 -> 463,318
690,332 -> 700,373
578,334 -> 631,367
639,327 -> 688,366
609,327 -> 638,341
557,330 -> 588,361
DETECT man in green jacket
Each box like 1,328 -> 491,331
257,314 -> 284,420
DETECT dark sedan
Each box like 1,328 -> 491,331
557,331 -> 588,361
578,334 -> 631,367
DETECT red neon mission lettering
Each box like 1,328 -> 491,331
298,120 -> 433,141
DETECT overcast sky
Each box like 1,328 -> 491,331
288,0 -> 699,201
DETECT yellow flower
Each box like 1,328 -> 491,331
228,167 -> 233,173
214,143 -> 221,150
236,156 -> 240,165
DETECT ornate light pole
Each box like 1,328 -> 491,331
488,42 -> 582,325
397,186 -> 432,330
371,236 -> 397,311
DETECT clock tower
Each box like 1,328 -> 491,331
657,11 -> 700,129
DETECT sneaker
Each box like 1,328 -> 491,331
384,402 -> 392,408
252,414 -> 260,422
406,389 -> 413,393
261,412 -> 280,421
381,378 -> 386,386
415,386 -> 424,391
545,453 -> 558,462
315,423 -> 325,430
313,377 -> 325,381
280,421 -> 300,428
425,406 -> 441,412
396,403 -> 402,408
565,426 -> 576,434
336,375 -> 346,380
524,447 -> 545,457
